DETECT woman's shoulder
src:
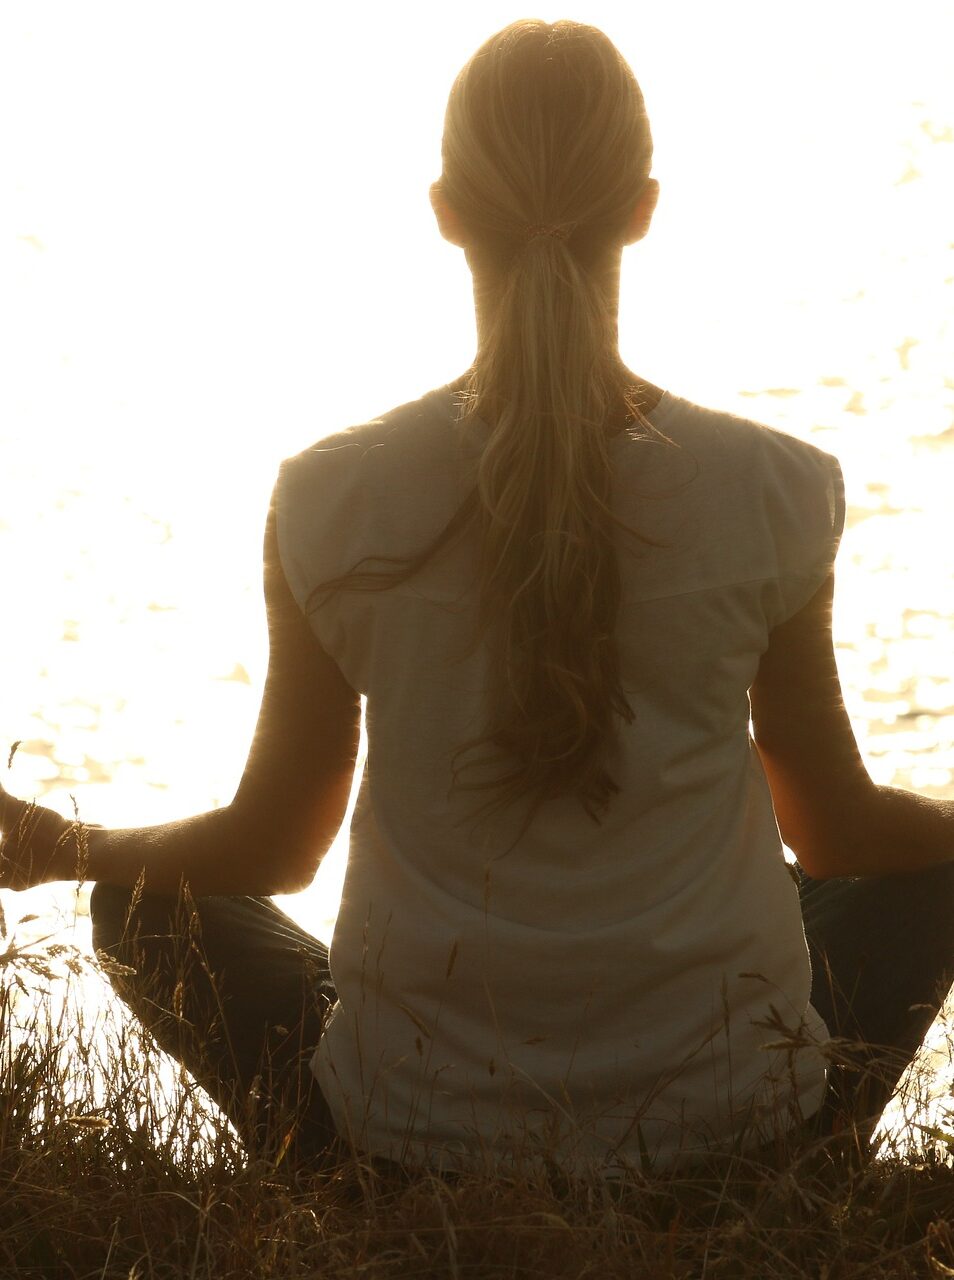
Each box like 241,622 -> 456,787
642,392 -> 845,555
650,391 -> 842,493
658,390 -> 831,450
275,383 -> 474,544
281,385 -> 458,478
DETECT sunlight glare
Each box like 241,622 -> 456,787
2,1 -> 954,1148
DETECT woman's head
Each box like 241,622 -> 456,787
430,19 -> 658,320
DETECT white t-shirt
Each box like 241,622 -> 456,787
274,380 -> 845,1176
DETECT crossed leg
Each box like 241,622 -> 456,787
89,880 -> 340,1167
797,859 -> 954,1142
90,860 -> 954,1170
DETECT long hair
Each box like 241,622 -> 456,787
310,20 -> 665,830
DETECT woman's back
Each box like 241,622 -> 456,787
274,378 -> 844,1173
5,14 -> 953,1193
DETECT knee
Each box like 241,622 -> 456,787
89,881 -> 135,953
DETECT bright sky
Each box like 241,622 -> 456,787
4,2 -> 951,467
1,1 -> 953,936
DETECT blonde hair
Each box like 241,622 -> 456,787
312,20 -> 663,829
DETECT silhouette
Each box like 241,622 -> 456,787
2,19 -> 953,1177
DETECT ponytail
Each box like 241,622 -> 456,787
447,239 -> 647,824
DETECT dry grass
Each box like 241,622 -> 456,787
2,907 -> 954,1279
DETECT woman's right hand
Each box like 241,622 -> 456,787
0,781 -> 79,890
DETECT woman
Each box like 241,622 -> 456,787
2,19 -> 954,1177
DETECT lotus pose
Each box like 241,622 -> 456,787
3,19 -> 954,1177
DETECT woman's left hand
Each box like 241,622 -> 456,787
0,781 -> 80,890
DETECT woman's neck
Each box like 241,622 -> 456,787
449,370 -> 665,431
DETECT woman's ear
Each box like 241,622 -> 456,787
430,181 -> 469,247
624,178 -> 660,245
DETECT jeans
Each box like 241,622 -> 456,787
90,885 -> 341,1166
797,859 -> 954,1138
90,858 -> 954,1166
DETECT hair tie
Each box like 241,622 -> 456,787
523,222 -> 574,242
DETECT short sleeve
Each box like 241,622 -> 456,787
270,438 -> 368,657
768,446 -> 846,629
272,459 -> 309,617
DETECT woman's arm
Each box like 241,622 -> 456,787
0,500 -> 361,897
750,570 -> 954,878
